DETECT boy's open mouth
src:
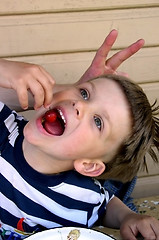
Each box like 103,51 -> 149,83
42,108 -> 66,136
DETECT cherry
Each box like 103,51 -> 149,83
44,110 -> 57,123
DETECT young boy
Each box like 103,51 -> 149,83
1,73 -> 159,240
1,30 -> 159,240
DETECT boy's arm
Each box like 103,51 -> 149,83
103,196 -> 159,240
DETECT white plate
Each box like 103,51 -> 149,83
26,227 -> 116,240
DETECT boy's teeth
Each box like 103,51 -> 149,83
58,109 -> 66,124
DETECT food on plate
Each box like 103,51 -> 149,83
67,229 -> 80,240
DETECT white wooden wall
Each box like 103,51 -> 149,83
0,0 -> 159,198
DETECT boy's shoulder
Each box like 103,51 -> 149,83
48,170 -> 113,205
0,101 -> 27,149
64,171 -> 110,195
0,101 -> 27,122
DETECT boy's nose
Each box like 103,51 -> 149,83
72,100 -> 86,119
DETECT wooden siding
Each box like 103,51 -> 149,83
0,1 -> 159,15
0,8 -> 159,58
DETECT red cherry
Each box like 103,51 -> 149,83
44,110 -> 57,123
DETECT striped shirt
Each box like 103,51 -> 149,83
0,102 -> 113,240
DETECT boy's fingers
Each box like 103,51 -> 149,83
28,80 -> 46,110
35,70 -> 55,108
26,65 -> 55,109
17,79 -> 46,110
92,29 -> 118,66
120,226 -> 137,240
136,225 -> 157,240
16,87 -> 29,110
43,84 -> 54,108
39,66 -> 55,85
150,220 -> 159,240
34,77 -> 54,108
121,216 -> 159,240
32,85 -> 45,110
106,39 -> 145,71
31,64 -> 55,86
97,29 -> 118,57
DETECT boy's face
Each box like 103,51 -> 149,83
24,77 -> 131,164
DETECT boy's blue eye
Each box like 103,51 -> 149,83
80,89 -> 89,100
94,116 -> 102,131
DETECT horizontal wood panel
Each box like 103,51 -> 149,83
0,8 -> 159,57
141,82 -> 159,104
0,0 -> 159,15
132,175 -> 159,198
8,46 -> 159,84
138,153 -> 159,177
117,47 -> 159,83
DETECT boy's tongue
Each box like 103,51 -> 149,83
44,121 -> 63,135
43,109 -> 64,136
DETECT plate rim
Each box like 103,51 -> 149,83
26,226 -> 116,240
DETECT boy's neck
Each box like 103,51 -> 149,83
22,139 -> 74,175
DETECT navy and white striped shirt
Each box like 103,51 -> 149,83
0,102 -> 113,239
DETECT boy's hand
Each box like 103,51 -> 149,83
79,29 -> 145,83
120,212 -> 159,240
0,59 -> 55,110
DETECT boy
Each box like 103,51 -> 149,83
0,73 -> 159,240
1,30 -> 159,240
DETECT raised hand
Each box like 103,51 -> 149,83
79,29 -> 145,83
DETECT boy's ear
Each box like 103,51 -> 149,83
73,158 -> 106,177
